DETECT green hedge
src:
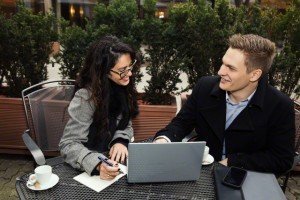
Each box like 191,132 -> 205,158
1,0 -> 299,102
0,4 -> 58,97
56,0 -> 299,104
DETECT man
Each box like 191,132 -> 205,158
154,34 -> 295,174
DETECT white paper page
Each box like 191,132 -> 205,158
73,164 -> 127,192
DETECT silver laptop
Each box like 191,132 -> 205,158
127,142 -> 206,183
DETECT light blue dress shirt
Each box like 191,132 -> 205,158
222,90 -> 256,159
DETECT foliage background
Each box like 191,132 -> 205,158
0,0 -> 299,103
0,4 -> 58,97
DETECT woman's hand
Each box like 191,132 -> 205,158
109,143 -> 128,164
98,160 -> 119,180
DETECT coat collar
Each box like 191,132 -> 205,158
199,76 -> 226,142
199,75 -> 268,142
210,75 -> 268,110
248,75 -> 268,110
210,76 -> 224,99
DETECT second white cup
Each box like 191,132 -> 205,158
203,146 -> 209,161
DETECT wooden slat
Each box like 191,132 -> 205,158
132,105 -> 177,142
0,96 -> 177,154
0,97 -> 28,149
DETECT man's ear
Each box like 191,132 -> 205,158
250,69 -> 262,82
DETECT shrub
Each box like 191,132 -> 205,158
215,1 -> 299,98
0,13 -> 11,91
56,0 -> 299,103
141,0 -> 182,105
92,0 -> 143,84
271,44 -> 300,98
57,0 -> 143,84
162,1 -> 226,90
0,4 -> 58,97
54,25 -> 91,79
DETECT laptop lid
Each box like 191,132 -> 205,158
127,142 -> 206,183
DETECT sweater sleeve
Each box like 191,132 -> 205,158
109,119 -> 134,147
59,89 -> 103,176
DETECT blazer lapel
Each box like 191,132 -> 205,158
226,76 -> 268,132
199,83 -> 226,143
198,76 -> 267,141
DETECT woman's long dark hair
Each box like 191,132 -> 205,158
75,35 -> 139,141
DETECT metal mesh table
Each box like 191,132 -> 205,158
16,162 -> 216,199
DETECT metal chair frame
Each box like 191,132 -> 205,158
21,79 -> 75,166
281,101 -> 300,192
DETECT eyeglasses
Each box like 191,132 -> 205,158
110,59 -> 137,79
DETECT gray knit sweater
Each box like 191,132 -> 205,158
59,88 -> 133,175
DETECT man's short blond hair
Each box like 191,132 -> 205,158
229,34 -> 276,75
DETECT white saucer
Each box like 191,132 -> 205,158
26,174 -> 59,191
202,154 -> 214,165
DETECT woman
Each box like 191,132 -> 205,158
59,36 -> 139,180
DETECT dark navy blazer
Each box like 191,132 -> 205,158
156,76 -> 295,174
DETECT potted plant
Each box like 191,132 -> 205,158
0,5 -> 59,154
130,0 -> 180,141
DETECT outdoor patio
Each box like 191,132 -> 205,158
0,153 -> 299,200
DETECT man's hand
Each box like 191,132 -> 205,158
109,143 -> 128,164
219,158 -> 228,166
153,138 -> 168,143
98,160 -> 119,180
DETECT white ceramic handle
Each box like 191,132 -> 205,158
27,174 -> 37,187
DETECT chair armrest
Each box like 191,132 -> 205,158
22,130 -> 46,166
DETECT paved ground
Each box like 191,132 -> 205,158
0,153 -> 299,200
0,154 -> 34,200
279,172 -> 300,200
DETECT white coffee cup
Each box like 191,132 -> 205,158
203,146 -> 209,161
27,165 -> 52,187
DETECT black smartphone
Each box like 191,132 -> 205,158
222,166 -> 247,189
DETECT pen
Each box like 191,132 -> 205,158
98,155 -> 124,174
